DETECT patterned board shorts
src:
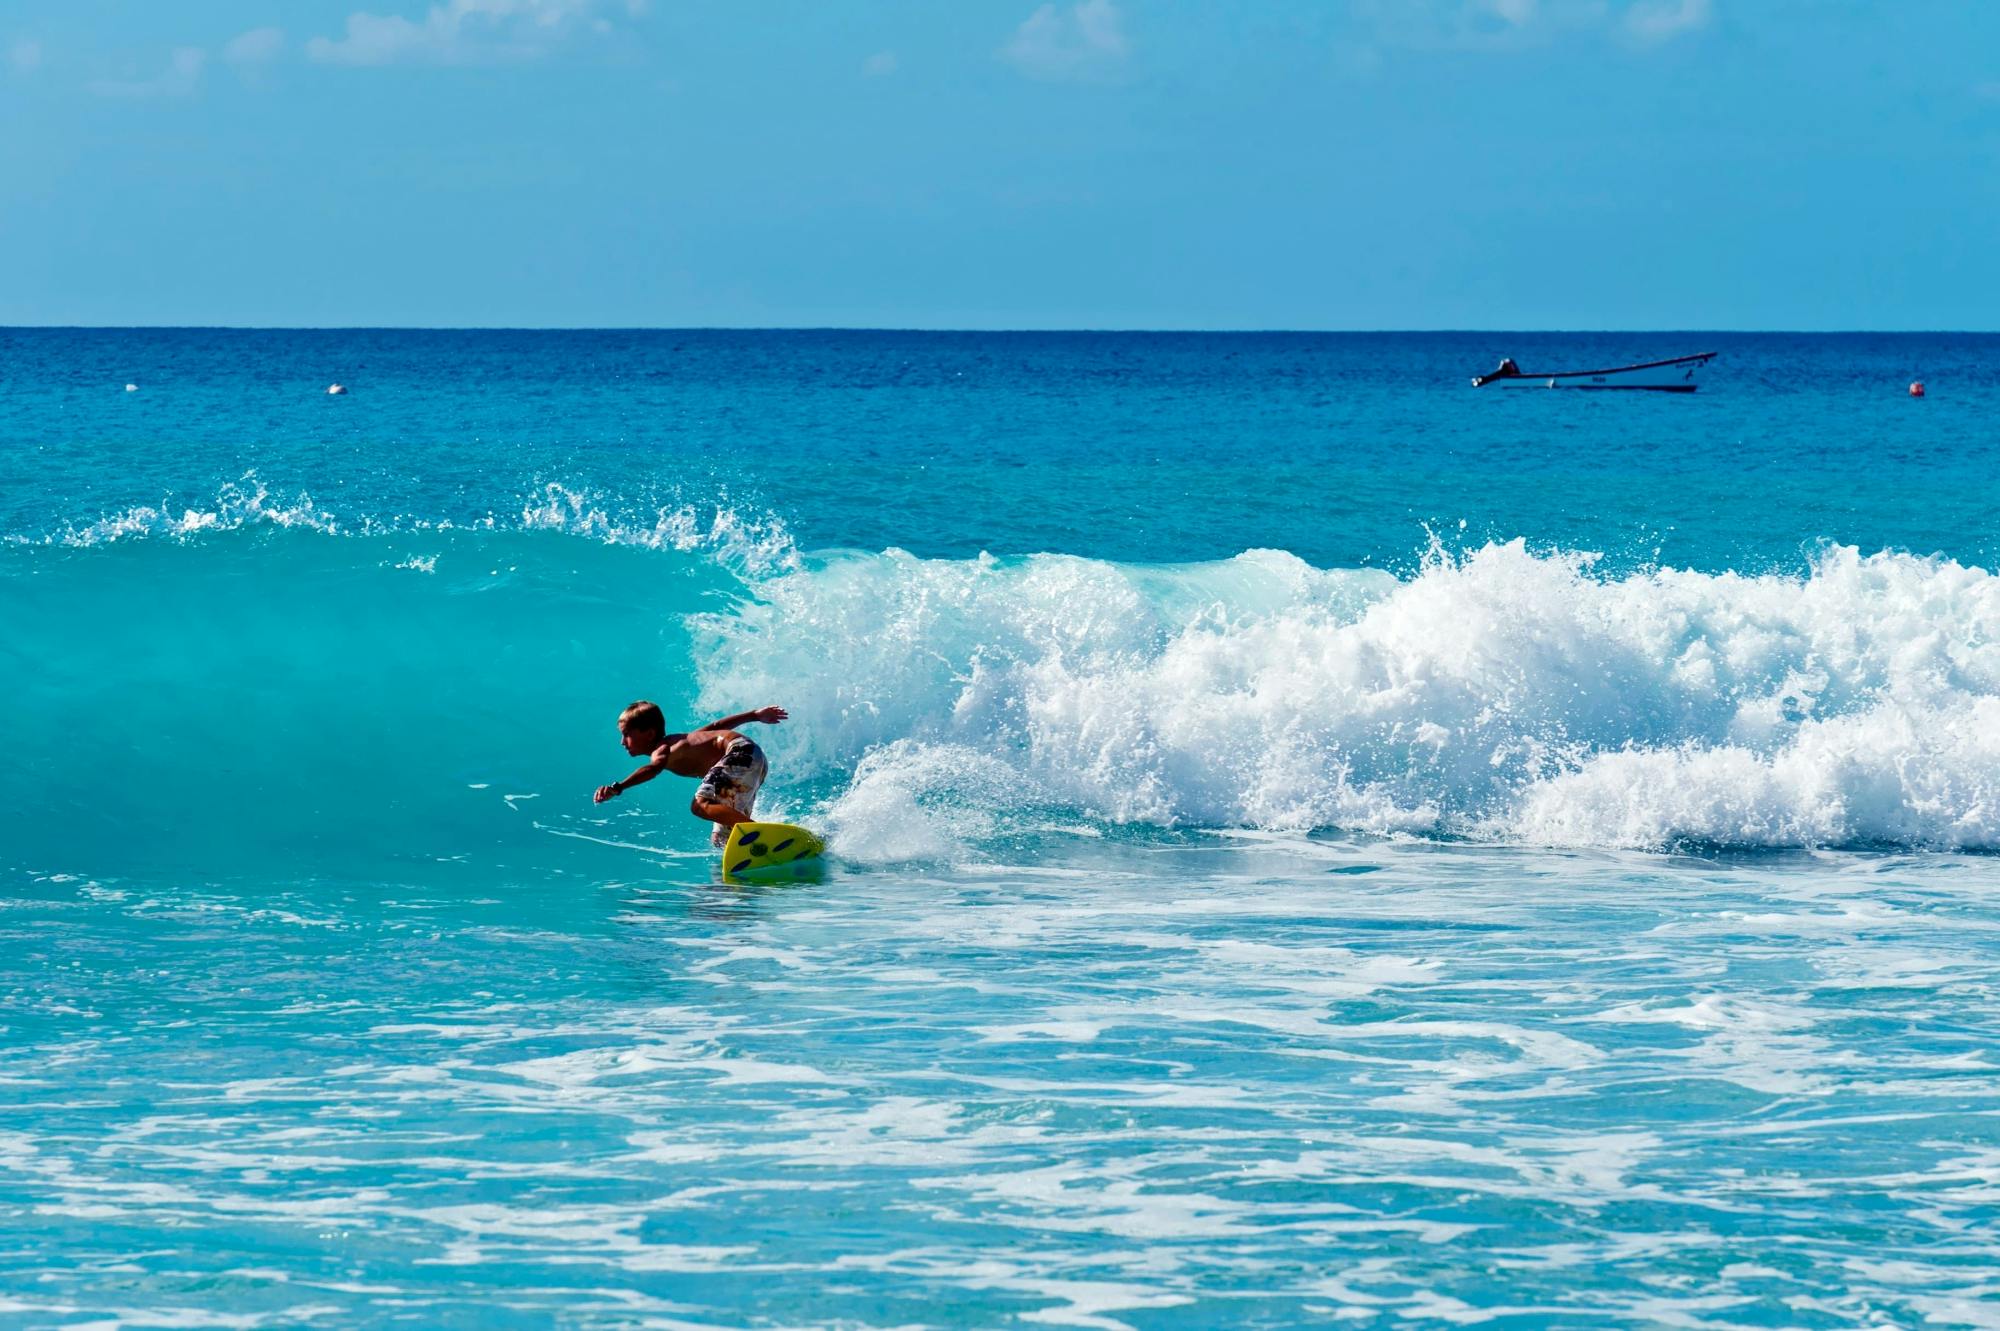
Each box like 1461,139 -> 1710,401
695,737 -> 768,841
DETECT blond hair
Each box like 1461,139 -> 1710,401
618,700 -> 665,736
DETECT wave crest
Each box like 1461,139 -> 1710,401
27,475 -> 343,545
705,541 -> 2000,850
18,477 -> 799,575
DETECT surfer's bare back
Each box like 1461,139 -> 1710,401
595,701 -> 788,844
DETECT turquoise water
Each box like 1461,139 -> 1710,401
6,330 -> 2000,1326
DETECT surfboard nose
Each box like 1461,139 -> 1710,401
721,821 -> 825,880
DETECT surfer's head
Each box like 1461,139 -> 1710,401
618,700 -> 666,754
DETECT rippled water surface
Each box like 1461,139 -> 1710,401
11,841 -> 2000,1327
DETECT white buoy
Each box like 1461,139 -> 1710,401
125,383 -> 138,392
327,383 -> 348,396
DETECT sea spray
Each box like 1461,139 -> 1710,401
21,474 -> 801,574
701,539 -> 2000,852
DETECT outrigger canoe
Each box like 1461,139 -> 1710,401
1472,351 -> 1716,391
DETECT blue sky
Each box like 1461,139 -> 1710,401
2,1 -> 1995,328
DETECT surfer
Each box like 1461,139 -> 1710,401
594,701 -> 788,844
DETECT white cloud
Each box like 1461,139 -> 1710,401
1340,0 -> 1709,57
862,49 -> 897,78
1358,0 -> 1604,50
306,0 -> 635,67
87,46 -> 206,98
1000,0 -> 1129,83
224,27 -> 285,65
9,39 -> 42,74
1625,0 -> 1711,43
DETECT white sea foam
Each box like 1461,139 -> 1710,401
46,475 -> 342,545
28,476 -> 799,572
700,541 -> 2000,851
514,481 -> 799,573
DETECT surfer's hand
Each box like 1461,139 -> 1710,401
594,784 -> 620,804
753,706 -> 788,725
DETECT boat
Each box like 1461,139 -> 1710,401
1471,351 -> 1716,391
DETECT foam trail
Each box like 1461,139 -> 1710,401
698,541 -> 2000,852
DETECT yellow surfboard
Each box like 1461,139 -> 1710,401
720,821 -> 826,879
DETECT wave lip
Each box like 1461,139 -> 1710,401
704,541 -> 2000,852
24,475 -> 344,546
15,476 -> 800,575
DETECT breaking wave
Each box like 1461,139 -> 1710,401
700,540 -> 2000,853
10,485 -> 2000,864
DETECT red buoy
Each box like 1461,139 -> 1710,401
1910,381 -> 1926,398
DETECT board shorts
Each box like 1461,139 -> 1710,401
695,737 -> 768,844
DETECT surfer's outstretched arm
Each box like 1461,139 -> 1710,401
699,705 -> 788,732
595,758 -> 666,804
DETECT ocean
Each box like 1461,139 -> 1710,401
5,329 -> 2000,1327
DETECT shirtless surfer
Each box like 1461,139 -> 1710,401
594,701 -> 787,844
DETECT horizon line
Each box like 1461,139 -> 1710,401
5,324 -> 1999,336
